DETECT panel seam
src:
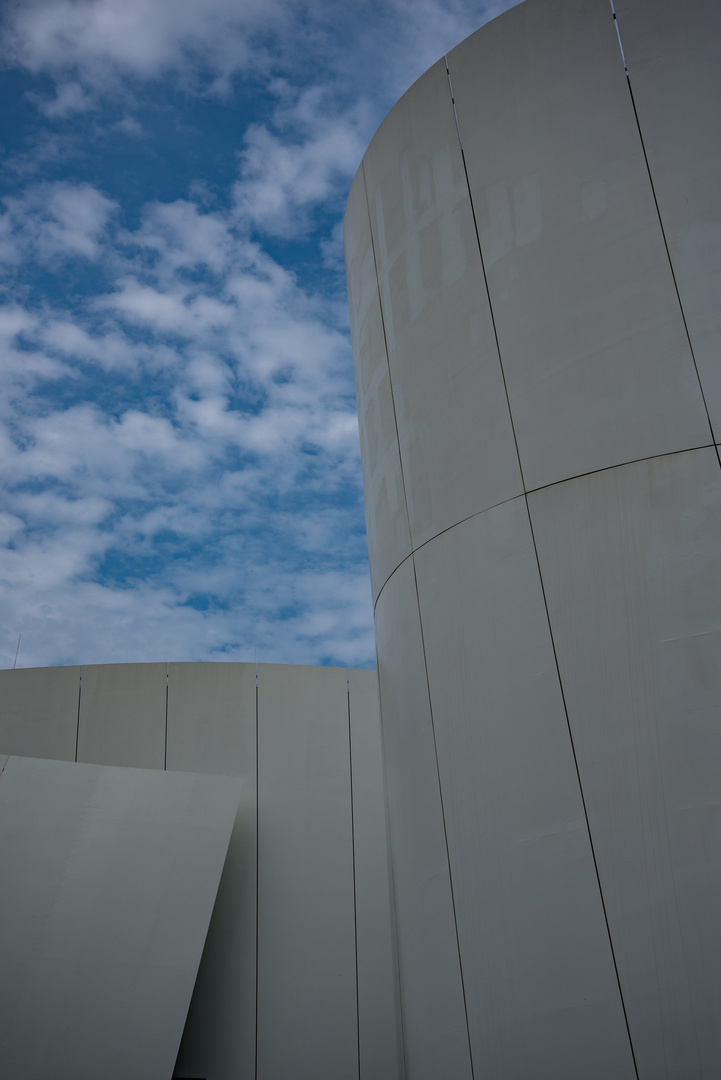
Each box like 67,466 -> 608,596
347,673 -> 362,1080
611,0 -> 719,467
75,667 -> 82,762
446,50 -> 640,1077
411,552 -> 476,1080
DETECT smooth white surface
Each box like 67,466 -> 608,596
345,168 -> 412,600
0,665 -> 80,762
615,0 -> 721,437
168,662 -> 257,1080
256,664 -> 358,1080
375,557 -> 473,1080
362,59 -> 522,548
0,754 -> 239,1080
414,498 -> 636,1078
348,667 -> 403,1080
448,0 -> 711,491
529,448 -> 721,1079
76,662 -> 166,769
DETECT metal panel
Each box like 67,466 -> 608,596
0,754 -> 239,1080
0,665 -> 79,762
348,667 -> 403,1080
374,558 -> 473,1080
168,662 -> 257,1080
615,0 -> 721,436
76,662 -> 166,769
528,448 -> 721,1078
414,499 -> 636,1078
256,664 -> 357,1080
345,168 -> 412,600
447,0 -> 712,491
361,60 -> 522,548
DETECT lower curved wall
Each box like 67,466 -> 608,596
346,0 -> 721,1075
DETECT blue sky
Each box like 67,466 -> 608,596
0,0 -> 514,670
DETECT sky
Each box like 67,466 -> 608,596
0,0 -> 516,671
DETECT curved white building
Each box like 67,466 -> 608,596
344,0 -> 721,1077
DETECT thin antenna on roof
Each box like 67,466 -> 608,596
13,633 -> 21,669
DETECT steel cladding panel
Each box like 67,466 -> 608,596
615,0 -> 721,436
345,169 -> 412,600
167,662 -> 257,1080
256,664 -> 357,1080
76,662 -> 166,769
348,667 -> 403,1080
528,448 -> 721,1077
0,754 -> 239,1080
361,60 -> 522,549
0,665 -> 80,762
447,0 -> 712,492
413,500 -> 636,1078
375,558 -> 473,1080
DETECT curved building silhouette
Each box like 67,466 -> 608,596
344,0 -> 721,1076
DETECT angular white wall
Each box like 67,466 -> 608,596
0,662 -> 400,1080
345,0 -> 721,1076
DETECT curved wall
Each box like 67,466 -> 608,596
345,0 -> 721,1077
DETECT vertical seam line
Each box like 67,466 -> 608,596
363,152 -> 474,1077
611,1 -> 719,463
164,662 -> 169,770
523,493 -> 640,1078
75,667 -> 82,762
347,673 -> 361,1080
447,51 -> 639,1076
411,552 -> 476,1079
255,660 -> 259,1080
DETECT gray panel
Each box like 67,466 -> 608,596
256,664 -> 357,1080
361,60 -> 522,547
345,168 -> 412,599
448,0 -> 712,491
0,665 -> 79,761
616,0 -> 721,436
348,667 -> 403,1080
168,663 -> 257,1080
76,662 -> 166,769
374,558 -> 473,1080
414,500 -> 635,1078
0,754 -> 239,1080
528,448 -> 721,1078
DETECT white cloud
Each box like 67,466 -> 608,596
0,181 -> 116,263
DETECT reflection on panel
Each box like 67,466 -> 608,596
448,0 -> 710,490
362,59 -> 521,547
0,754 -> 239,1080
615,0 -> 721,434
0,666 -> 80,762
256,664 -> 357,1080
346,168 -> 412,600
375,558 -> 473,1080
529,448 -> 721,1077
76,662 -> 166,769
414,500 -> 635,1079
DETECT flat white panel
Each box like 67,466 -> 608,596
346,168 -> 412,600
168,662 -> 257,1080
375,558 -> 473,1080
362,60 -> 522,546
0,755 -> 239,1080
348,668 -> 403,1080
77,662 -> 166,769
448,0 -> 711,490
414,500 -> 635,1078
256,664 -> 357,1080
166,661 -> 256,775
529,448 -> 721,1078
616,0 -> 721,435
0,665 -> 79,761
